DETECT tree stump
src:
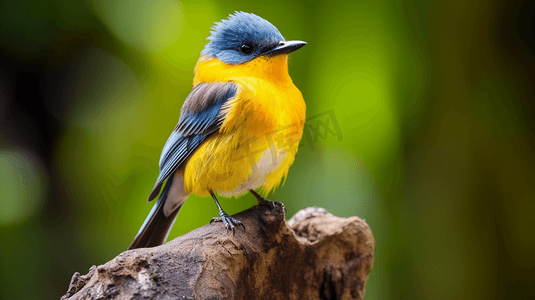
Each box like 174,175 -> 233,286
61,204 -> 374,300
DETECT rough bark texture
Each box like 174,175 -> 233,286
61,204 -> 374,300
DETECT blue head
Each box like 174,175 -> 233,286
201,12 -> 306,65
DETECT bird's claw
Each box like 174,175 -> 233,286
249,190 -> 285,213
258,199 -> 286,214
257,198 -> 275,208
211,213 -> 245,234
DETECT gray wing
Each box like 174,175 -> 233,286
148,82 -> 238,201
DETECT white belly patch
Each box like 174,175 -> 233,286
218,145 -> 287,197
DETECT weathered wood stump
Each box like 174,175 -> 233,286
61,204 -> 374,300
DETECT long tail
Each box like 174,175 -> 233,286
128,175 -> 182,250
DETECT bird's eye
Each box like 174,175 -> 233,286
239,43 -> 254,55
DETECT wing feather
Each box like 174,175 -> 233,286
148,82 -> 238,201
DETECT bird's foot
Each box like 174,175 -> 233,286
249,190 -> 286,213
210,213 -> 245,235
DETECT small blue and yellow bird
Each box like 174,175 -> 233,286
128,12 -> 306,250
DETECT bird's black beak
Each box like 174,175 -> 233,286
265,40 -> 307,56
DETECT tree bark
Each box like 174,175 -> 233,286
61,204 -> 374,300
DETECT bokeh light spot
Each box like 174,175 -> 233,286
0,149 -> 47,225
91,0 -> 184,53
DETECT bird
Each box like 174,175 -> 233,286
128,11 -> 306,250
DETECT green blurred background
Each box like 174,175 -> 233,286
1,0 -> 534,299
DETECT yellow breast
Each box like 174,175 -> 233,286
183,55 -> 306,197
